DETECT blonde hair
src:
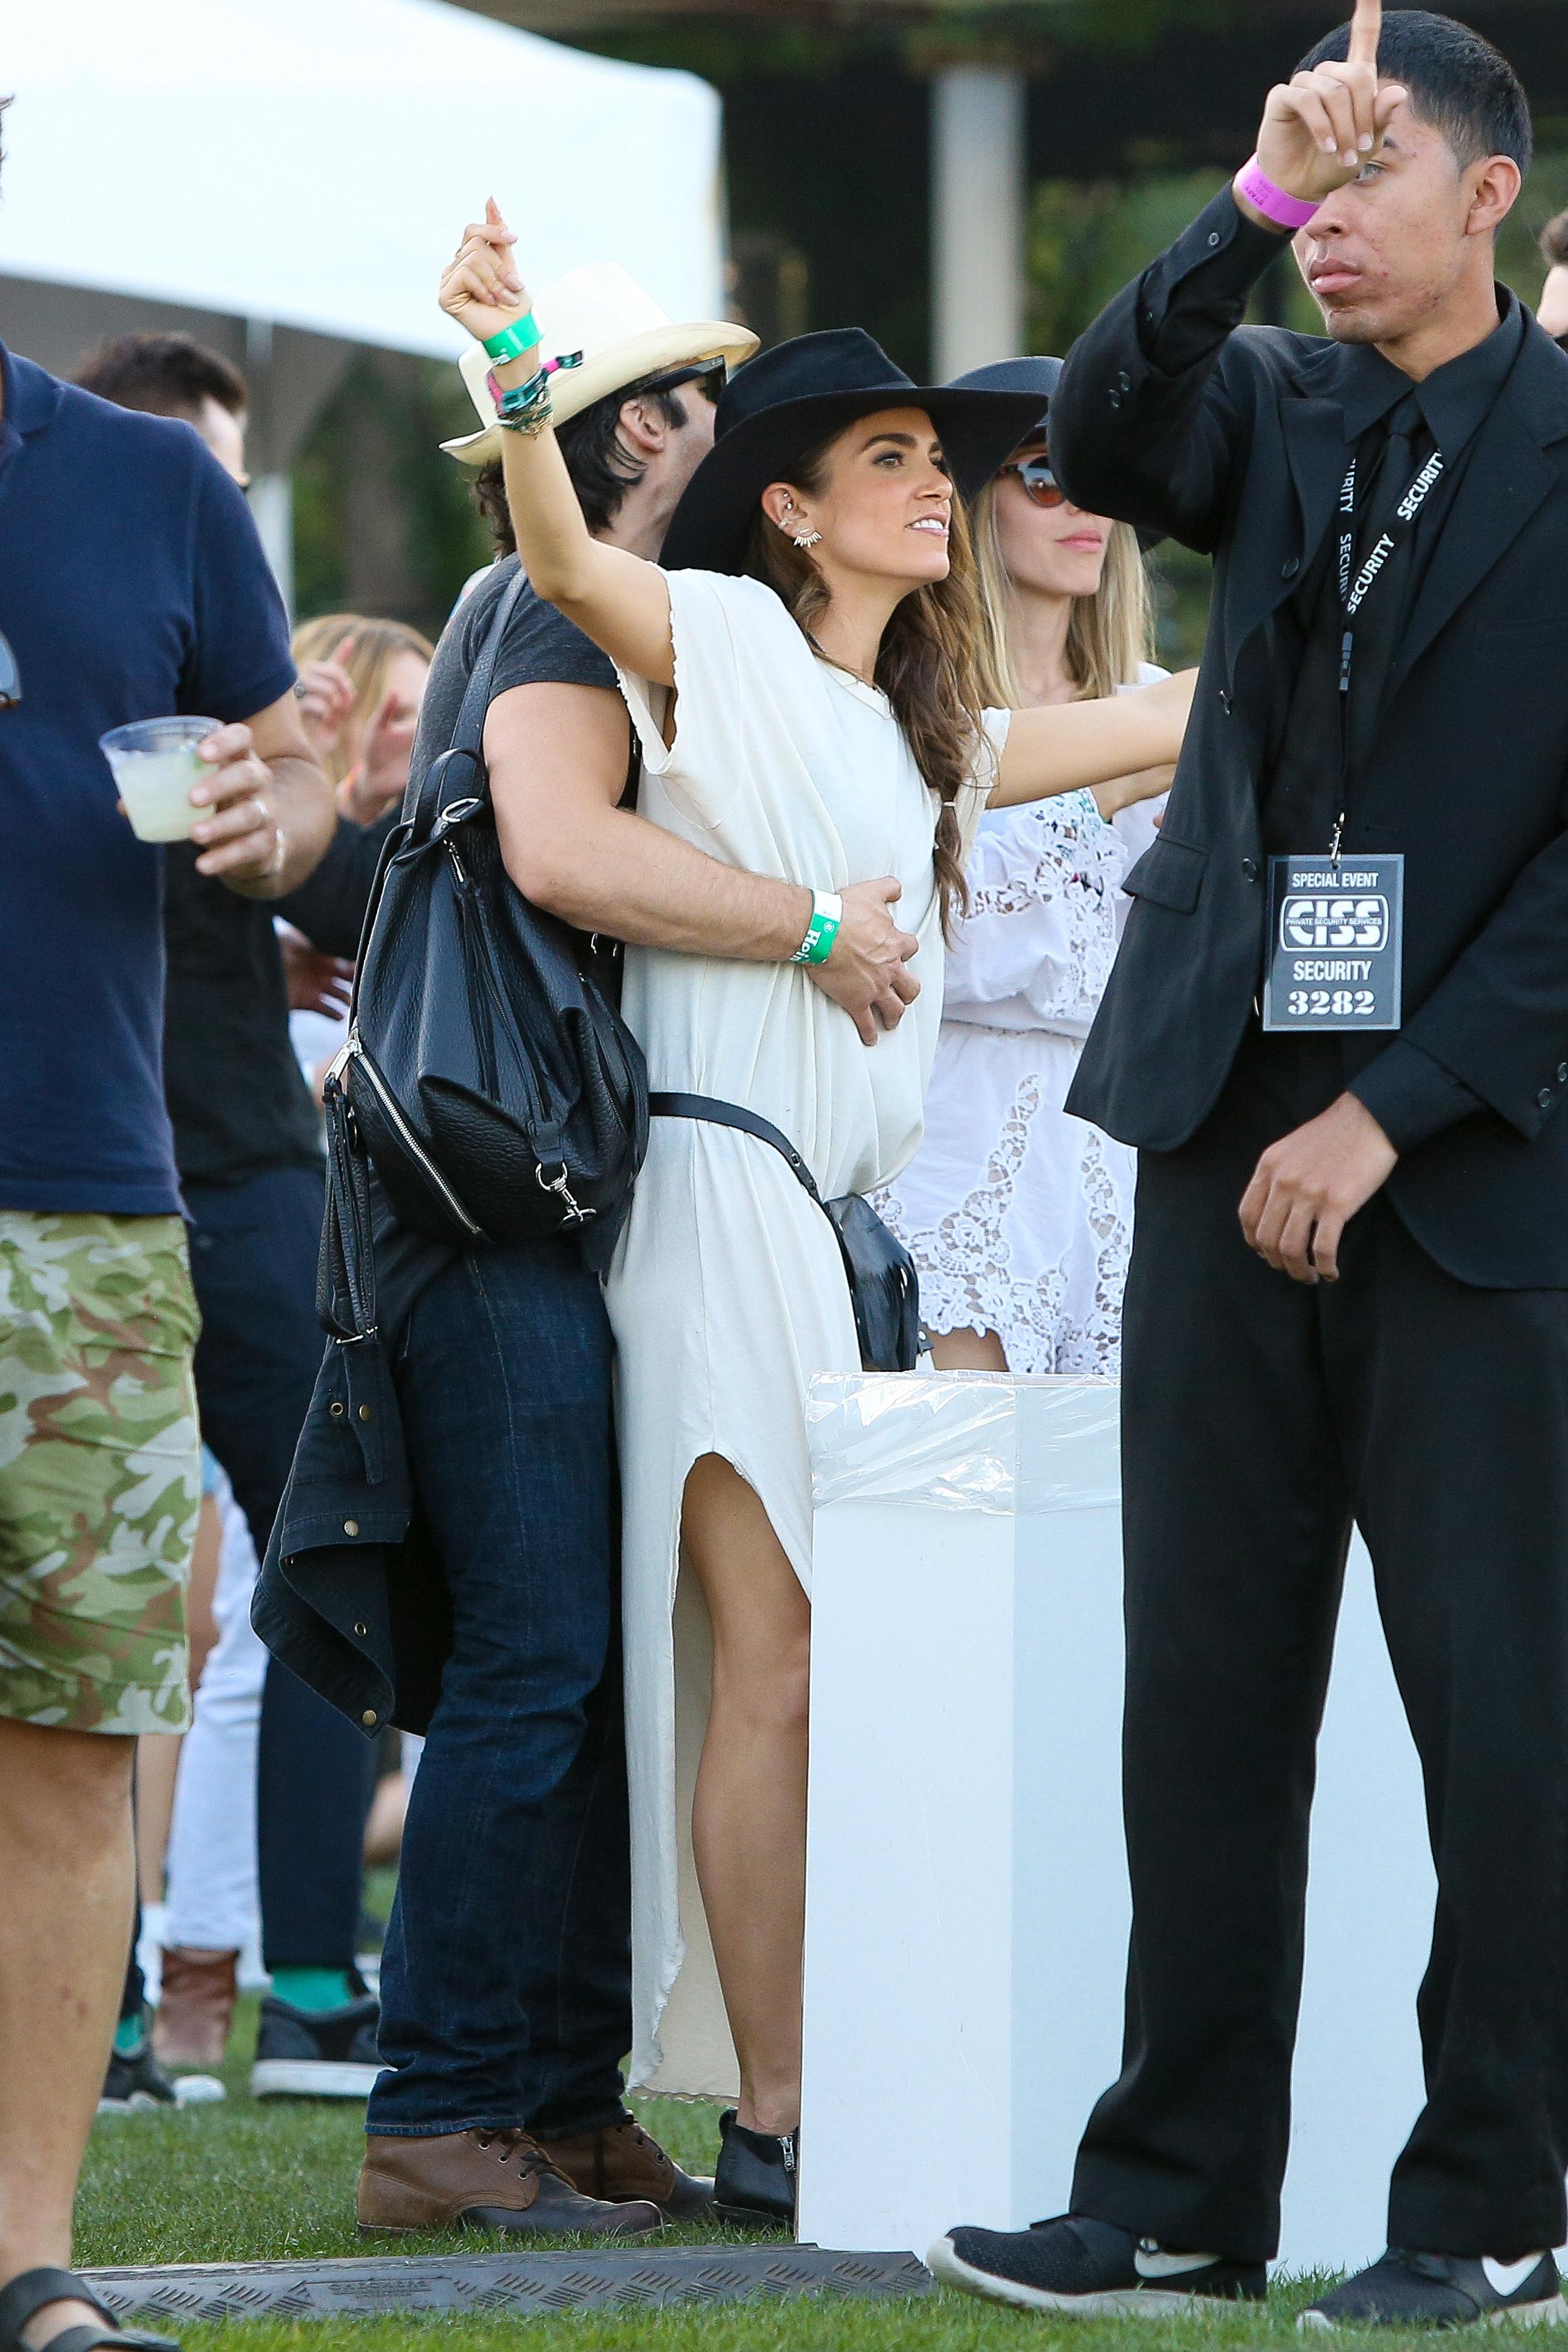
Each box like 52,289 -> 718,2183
290,613 -> 435,785
969,480 -> 1155,709
742,437 -> 988,939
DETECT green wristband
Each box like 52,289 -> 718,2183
483,314 -> 540,365
792,888 -> 843,967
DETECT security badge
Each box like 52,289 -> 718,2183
1263,853 -> 1404,1032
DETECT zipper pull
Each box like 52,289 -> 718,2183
1329,814 -> 1344,871
322,1025 -> 360,1091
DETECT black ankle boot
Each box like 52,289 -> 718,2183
713,2108 -> 797,2230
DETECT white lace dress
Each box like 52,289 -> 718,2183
875,666 -> 1167,1378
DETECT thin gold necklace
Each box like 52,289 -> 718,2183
806,630 -> 878,690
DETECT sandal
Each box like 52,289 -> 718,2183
0,2269 -> 179,2352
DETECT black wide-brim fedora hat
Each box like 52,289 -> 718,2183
949,354 -> 1061,419
660,327 -> 1048,575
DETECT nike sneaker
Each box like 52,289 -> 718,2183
929,2212 -> 1266,2315
1300,2248 -> 1566,2330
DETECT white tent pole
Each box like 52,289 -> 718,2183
931,64 -> 1027,381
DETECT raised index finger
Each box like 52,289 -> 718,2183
1347,0 -> 1380,70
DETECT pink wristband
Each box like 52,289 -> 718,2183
1236,155 -> 1320,232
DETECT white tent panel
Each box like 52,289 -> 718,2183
0,0 -> 724,358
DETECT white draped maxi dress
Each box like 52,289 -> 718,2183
604,569 -> 1005,2085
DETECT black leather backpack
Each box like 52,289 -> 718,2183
319,568 -> 648,1310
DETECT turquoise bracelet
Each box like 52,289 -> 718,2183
483,314 -> 540,365
792,888 -> 843,967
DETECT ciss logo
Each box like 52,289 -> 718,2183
1281,893 -> 1389,951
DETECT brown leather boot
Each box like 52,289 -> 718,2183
152,1947 -> 238,2069
357,2127 -> 663,2238
534,2115 -> 715,2221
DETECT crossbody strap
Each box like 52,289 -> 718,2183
649,1091 -> 825,1206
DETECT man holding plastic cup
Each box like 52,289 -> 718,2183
0,99 -> 334,2352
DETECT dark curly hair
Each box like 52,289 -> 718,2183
469,370 -> 693,556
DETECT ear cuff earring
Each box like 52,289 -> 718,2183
778,500 -> 822,551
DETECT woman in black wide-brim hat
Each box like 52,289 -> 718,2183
439,204 -> 1194,2228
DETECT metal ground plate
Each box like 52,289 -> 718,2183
84,2245 -> 933,2322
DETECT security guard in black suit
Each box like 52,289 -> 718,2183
933,5 -> 1568,2333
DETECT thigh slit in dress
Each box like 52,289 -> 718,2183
603,570 -> 1006,2088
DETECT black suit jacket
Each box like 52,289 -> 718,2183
1055,189 -> 1568,1289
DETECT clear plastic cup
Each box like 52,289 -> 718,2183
100,715 -> 221,844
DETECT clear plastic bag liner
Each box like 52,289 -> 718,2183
806,1371 -> 1120,1515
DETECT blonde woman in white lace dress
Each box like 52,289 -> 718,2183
877,360 -> 1170,1378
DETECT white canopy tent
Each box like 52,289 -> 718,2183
1,0 -> 725,600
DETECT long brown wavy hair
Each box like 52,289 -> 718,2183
740,425 -> 990,935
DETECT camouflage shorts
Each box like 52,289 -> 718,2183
0,1211 -> 200,1733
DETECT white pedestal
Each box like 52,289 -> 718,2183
799,1373 -> 1434,2275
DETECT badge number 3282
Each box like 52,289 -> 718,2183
1263,853 -> 1405,1032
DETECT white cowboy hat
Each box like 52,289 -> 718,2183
440,262 -> 759,467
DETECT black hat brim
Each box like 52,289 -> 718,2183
660,384 -> 1048,575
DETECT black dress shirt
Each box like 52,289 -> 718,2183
163,850 -> 326,1188
1260,293 -> 1525,862
1138,217 -> 1525,1149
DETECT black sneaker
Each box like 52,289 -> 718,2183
929,2213 -> 1266,2317
250,1993 -> 381,2099
1300,2248 -> 1566,2330
99,2034 -> 178,2115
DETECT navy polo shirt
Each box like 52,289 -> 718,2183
0,343 -> 295,1215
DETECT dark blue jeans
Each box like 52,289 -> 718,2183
368,1235 -> 632,2139
185,1167 -> 376,1971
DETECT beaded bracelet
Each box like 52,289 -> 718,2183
492,366 -> 555,437
488,348 -> 586,438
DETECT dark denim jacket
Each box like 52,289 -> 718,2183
254,1222 -> 455,1737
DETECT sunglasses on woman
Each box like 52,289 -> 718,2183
0,627 -> 19,710
998,455 -> 1068,509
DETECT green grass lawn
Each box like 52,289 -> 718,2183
73,1996 -> 1447,2352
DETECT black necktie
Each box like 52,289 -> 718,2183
1344,390 -> 1434,782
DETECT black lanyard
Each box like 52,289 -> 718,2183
1327,438 -> 1444,862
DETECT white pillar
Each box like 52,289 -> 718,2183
930,64 -> 1027,381
247,474 -> 295,625
244,320 -> 293,621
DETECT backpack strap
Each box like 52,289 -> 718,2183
405,565 -> 533,846
352,563 -> 534,1016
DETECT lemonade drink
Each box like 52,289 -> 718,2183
100,717 -> 221,844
